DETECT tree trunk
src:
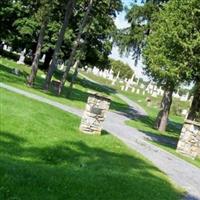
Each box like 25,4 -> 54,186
67,59 -> 80,97
27,17 -> 48,86
154,86 -> 174,132
44,0 -> 75,90
187,81 -> 200,121
58,0 -> 94,95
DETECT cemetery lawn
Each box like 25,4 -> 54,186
0,89 -> 183,200
123,93 -> 200,168
78,72 -> 200,168
0,57 -> 129,113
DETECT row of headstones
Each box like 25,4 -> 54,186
83,65 -> 190,104
17,49 -> 46,65
121,80 -> 190,102
2,44 -> 46,65
121,81 -> 164,97
83,66 -> 138,88
84,66 -> 115,81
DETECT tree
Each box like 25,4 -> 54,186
0,0 -> 39,49
44,0 -> 76,90
57,0 -> 94,95
27,0 -> 53,86
187,83 -> 200,122
115,0 -> 173,131
109,58 -> 133,79
57,0 -> 123,95
27,15 -> 49,86
115,0 -> 168,61
144,0 -> 200,131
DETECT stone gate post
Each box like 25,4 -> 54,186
80,93 -> 111,135
176,120 -> 200,158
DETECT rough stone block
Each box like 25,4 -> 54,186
176,120 -> 200,158
80,93 -> 110,135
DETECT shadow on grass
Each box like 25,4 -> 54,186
0,131 -> 182,200
129,115 -> 183,149
0,63 -> 132,116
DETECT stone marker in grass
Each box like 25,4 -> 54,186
80,93 -> 110,135
176,120 -> 200,159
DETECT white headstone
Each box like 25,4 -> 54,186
181,109 -> 188,116
17,48 -> 26,64
7,46 -> 12,52
152,92 -> 158,97
3,44 -> 7,51
131,87 -> 135,93
40,54 -> 46,63
59,63 -> 66,71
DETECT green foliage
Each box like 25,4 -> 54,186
144,0 -> 200,87
81,0 -> 123,67
109,58 -> 134,79
115,0 -> 168,61
0,0 -> 30,44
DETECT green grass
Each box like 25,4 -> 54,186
0,89 -> 183,200
1,56 -> 198,168
79,71 -> 200,168
125,102 -> 200,168
0,56 -> 129,113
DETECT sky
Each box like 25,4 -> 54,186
109,0 -> 149,81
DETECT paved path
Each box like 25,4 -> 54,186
1,82 -> 200,200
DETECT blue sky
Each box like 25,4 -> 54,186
109,0 -> 148,80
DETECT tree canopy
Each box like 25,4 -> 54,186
109,58 -> 134,79
115,0 -> 168,61
144,0 -> 200,86
144,0 -> 200,123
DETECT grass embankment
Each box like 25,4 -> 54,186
0,89 -> 183,200
80,71 -> 200,168
0,57 -> 129,113
123,92 -> 200,168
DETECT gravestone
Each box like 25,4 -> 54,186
51,80 -> 61,92
11,68 -> 20,76
131,87 -> 135,93
80,94 -> 110,135
152,91 -> 158,98
176,120 -> 200,158
40,54 -> 46,63
125,82 -> 130,91
17,49 -> 26,64
181,109 -> 188,116
3,44 -> 7,51
7,46 -> 12,52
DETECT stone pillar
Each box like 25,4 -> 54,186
176,120 -> 200,158
80,94 -> 111,135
